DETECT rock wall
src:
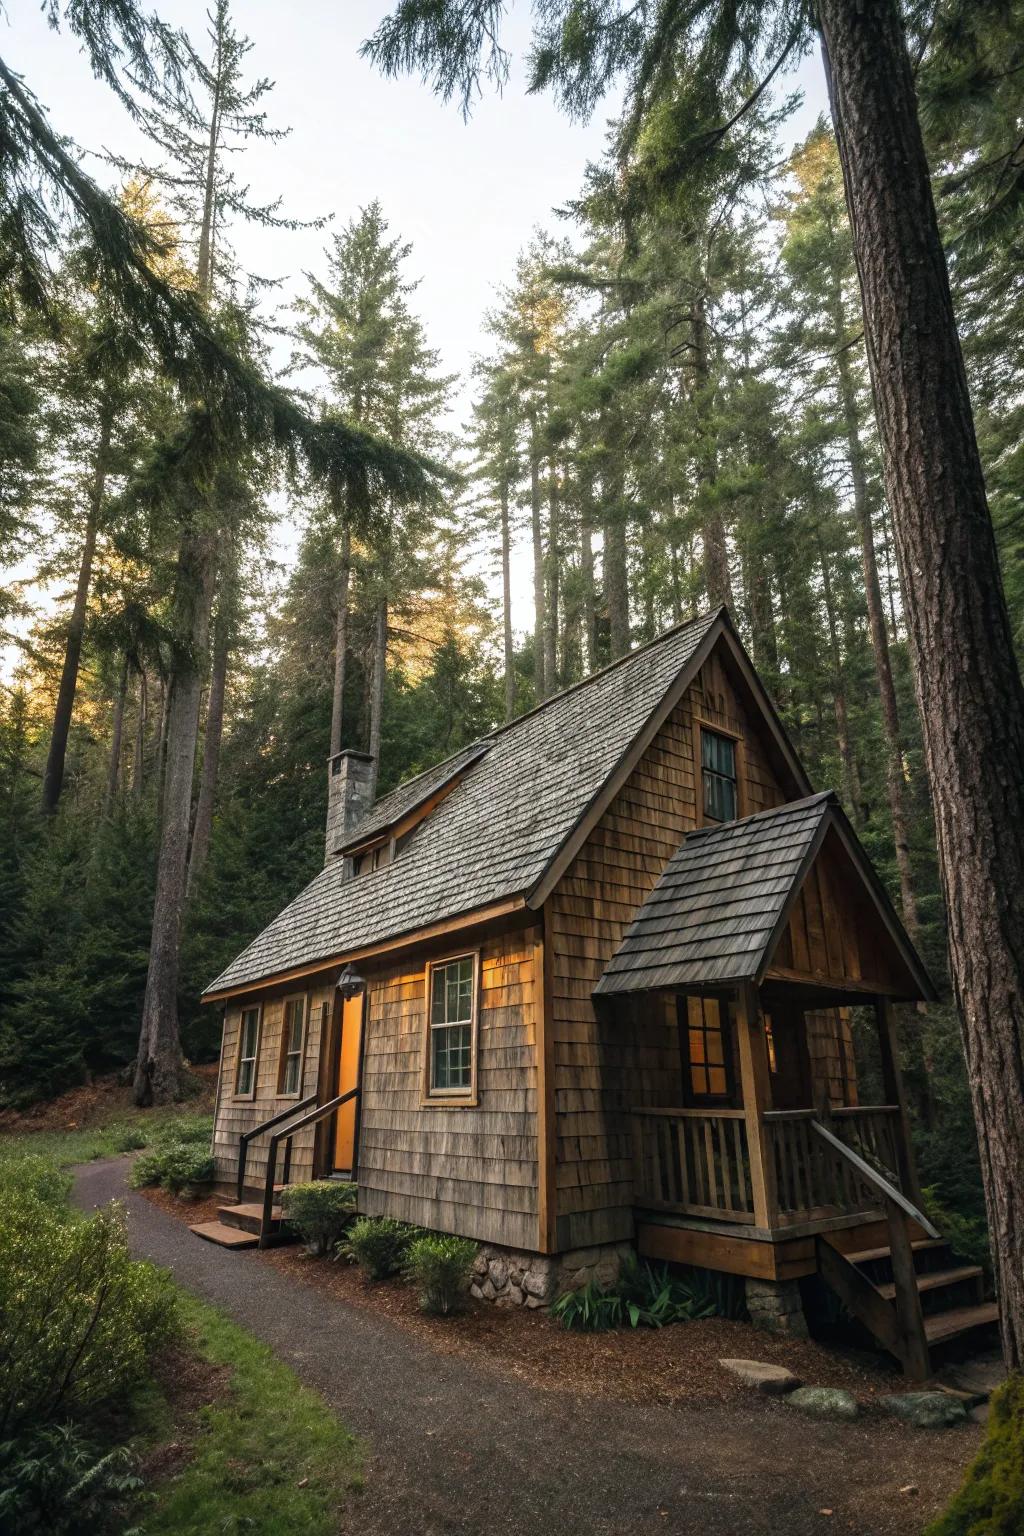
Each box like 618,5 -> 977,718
470,1241 -> 635,1308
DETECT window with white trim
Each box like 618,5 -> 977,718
279,995 -> 307,1096
235,1006 -> 261,1097
426,955 -> 476,1098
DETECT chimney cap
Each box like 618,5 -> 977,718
328,748 -> 375,773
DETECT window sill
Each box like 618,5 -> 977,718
420,1094 -> 478,1109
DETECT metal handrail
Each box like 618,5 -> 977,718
809,1119 -> 939,1238
259,1086 -> 361,1247
236,1093 -> 317,1203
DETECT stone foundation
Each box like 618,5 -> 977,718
470,1241 -> 634,1309
745,1277 -> 809,1339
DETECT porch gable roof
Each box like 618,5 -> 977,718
593,792 -> 936,1001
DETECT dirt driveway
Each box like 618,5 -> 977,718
74,1159 -> 975,1536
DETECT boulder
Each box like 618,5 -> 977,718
788,1387 -> 859,1421
719,1359 -> 801,1395
879,1392 -> 968,1430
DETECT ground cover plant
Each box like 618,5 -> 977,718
926,1373 -> 1024,1536
404,1233 -> 477,1315
281,1180 -> 357,1255
341,1215 -> 420,1279
552,1258 -> 736,1332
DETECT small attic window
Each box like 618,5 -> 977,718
355,842 -> 392,876
701,729 -> 738,822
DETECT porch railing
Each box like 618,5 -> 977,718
632,1108 -> 755,1223
765,1105 -> 904,1223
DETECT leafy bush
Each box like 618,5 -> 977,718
553,1256 -> 723,1331
0,1151 -> 72,1209
280,1181 -> 357,1256
923,1186 -> 993,1274
340,1215 -> 417,1279
404,1234 -> 477,1315
926,1373 -> 1024,1535
151,1114 -> 213,1147
128,1139 -> 213,1195
0,1423 -> 142,1535
0,1193 -> 176,1436
110,1124 -> 148,1153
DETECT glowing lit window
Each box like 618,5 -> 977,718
685,995 -> 731,1099
764,1013 -> 778,1074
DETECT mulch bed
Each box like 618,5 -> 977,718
261,1243 -> 906,1409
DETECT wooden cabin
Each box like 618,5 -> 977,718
200,608 -> 996,1374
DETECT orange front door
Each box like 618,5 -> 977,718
333,994 -> 363,1174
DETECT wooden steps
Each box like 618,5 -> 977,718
189,1220 -> 258,1249
876,1265 -> 985,1302
820,1228 -> 999,1377
925,1302 -> 1001,1346
219,1202 -> 283,1235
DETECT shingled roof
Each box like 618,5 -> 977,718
593,792 -> 934,999
204,607 -> 724,997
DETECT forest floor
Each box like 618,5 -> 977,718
76,1159 -> 981,1536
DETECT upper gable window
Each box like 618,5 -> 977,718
424,954 -> 477,1101
355,842 -> 392,876
701,729 -> 738,822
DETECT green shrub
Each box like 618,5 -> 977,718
0,1423 -> 142,1535
340,1215 -> 417,1279
0,1194 -> 176,1437
128,1140 -> 213,1195
110,1124 -> 148,1153
404,1234 -> 477,1315
151,1114 -> 213,1148
553,1256 -> 723,1331
923,1186 -> 993,1274
926,1373 -> 1024,1536
0,1152 -> 72,1210
280,1181 -> 357,1256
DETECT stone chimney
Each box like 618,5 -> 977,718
326,749 -> 375,866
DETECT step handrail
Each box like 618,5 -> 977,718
237,1093 -> 317,1203
809,1119 -> 939,1238
259,1087 -> 361,1247
812,1117 -> 935,1378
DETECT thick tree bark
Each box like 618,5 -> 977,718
103,653 -> 129,817
329,521 -> 351,757
833,298 -> 919,931
186,598 -> 230,894
529,408 -> 547,698
819,0 -> 1024,1367
40,408 -> 112,814
499,474 -> 516,720
580,469 -> 598,670
134,530 -> 217,1105
367,593 -> 387,802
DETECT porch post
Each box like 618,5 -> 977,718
734,982 -> 777,1230
874,996 -> 924,1207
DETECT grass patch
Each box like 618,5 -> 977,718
138,1293 -> 363,1535
0,1110 -> 213,1169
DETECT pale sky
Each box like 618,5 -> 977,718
2,2 -> 830,672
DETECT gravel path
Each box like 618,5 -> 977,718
74,1158 -> 970,1536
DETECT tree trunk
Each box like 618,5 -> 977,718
819,0 -> 1024,1368
819,538 -> 865,825
529,408 -> 547,699
580,469 -> 598,670
134,530 -> 217,1105
186,600 -> 230,894
154,673 -> 170,822
603,442 -> 630,659
329,521 -> 351,757
131,667 -> 148,801
499,473 -> 516,721
833,300 -> 919,930
544,461 -> 560,693
103,653 -> 129,817
40,408 -> 112,814
367,593 -> 387,802
690,296 -> 733,611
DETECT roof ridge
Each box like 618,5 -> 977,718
482,607 -> 724,745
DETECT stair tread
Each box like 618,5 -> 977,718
924,1302 -> 1000,1344
846,1238 -> 946,1265
190,1221 -> 258,1249
220,1202 -> 282,1223
877,1265 -> 984,1301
